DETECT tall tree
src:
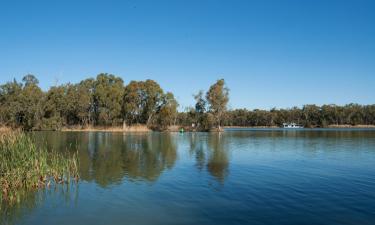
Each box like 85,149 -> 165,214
22,74 -> 39,87
0,79 -> 23,126
193,90 -> 209,129
75,79 -> 95,126
141,80 -> 164,126
1,75 -> 44,130
156,92 -> 179,129
93,73 -> 124,125
123,81 -> 143,125
206,79 -> 229,129
42,85 -> 67,130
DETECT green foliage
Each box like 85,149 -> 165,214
206,79 -> 229,128
22,74 -> 39,87
0,76 -> 44,130
0,74 -> 178,130
194,90 -> 207,114
1,74 -> 374,130
155,92 -> 179,129
184,80 -> 229,131
222,104 -> 375,127
43,85 -> 67,130
72,79 -> 95,126
122,80 -> 178,129
0,131 -> 78,204
93,73 -> 124,126
191,90 -> 212,130
123,81 -> 143,125
141,79 -> 165,126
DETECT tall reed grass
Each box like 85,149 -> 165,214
0,131 -> 79,205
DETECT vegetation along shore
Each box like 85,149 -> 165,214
0,130 -> 79,205
0,74 -> 374,131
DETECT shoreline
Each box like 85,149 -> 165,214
62,124 -> 375,132
224,125 -> 375,129
61,125 -> 151,132
2,125 -> 375,133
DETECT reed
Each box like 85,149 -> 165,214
0,131 -> 79,205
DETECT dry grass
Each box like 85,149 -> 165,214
166,125 -> 181,132
223,126 -> 279,129
0,126 -> 13,133
62,124 -> 150,132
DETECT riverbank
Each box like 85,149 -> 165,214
61,125 -> 151,132
2,124 -> 375,133
326,124 -> 375,128
225,125 -> 375,129
224,126 -> 279,129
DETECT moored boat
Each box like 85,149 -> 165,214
282,122 -> 303,129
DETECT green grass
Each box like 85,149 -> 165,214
0,131 -> 79,205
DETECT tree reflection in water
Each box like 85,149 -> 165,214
3,132 -> 232,224
35,131 -> 230,186
38,132 -> 178,187
188,132 -> 230,183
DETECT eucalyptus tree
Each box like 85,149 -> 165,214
141,79 -> 164,126
193,90 -> 211,130
22,74 -> 39,87
42,85 -> 67,129
302,104 -> 321,127
2,75 -> 45,130
0,79 -> 23,126
344,103 -> 364,125
123,81 -> 143,125
206,79 -> 229,129
93,73 -> 124,125
156,92 -> 179,129
75,79 -> 95,126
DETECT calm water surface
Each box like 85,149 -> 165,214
2,129 -> 375,225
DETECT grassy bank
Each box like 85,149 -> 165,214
61,124 -> 151,132
0,131 -> 79,204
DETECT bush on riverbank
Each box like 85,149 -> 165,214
0,131 -> 79,204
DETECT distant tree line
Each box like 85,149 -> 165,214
188,104 -> 375,128
1,74 -> 374,130
0,74 -> 178,130
178,86 -> 375,128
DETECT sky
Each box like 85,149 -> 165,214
0,0 -> 374,110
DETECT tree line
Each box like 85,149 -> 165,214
178,92 -> 375,128
179,104 -> 375,129
0,74 -> 179,130
1,74 -> 374,130
221,104 -> 375,128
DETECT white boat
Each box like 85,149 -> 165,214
282,122 -> 303,129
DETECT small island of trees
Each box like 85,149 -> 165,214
0,73 -> 374,131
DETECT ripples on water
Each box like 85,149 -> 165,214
2,129 -> 375,225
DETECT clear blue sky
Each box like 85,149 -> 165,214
0,0 -> 374,110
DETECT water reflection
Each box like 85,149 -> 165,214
35,132 -> 178,187
188,133 -> 230,182
1,184 -> 79,225
35,131 -> 233,186
34,129 -> 375,187
7,130 -> 375,225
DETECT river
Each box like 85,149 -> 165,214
2,129 -> 375,225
